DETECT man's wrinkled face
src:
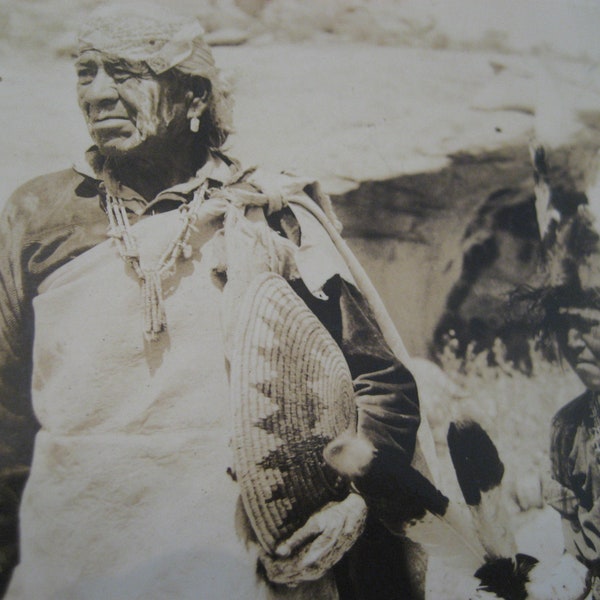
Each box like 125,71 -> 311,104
76,51 -> 187,157
558,306 -> 600,391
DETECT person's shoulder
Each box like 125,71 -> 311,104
551,390 -> 592,456
550,390 -> 592,485
2,168 -> 97,228
6,168 -> 90,205
552,390 -> 591,431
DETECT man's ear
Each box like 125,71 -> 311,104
186,93 -> 208,120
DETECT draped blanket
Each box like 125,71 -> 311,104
7,166 -> 439,599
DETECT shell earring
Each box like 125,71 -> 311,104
190,117 -> 200,133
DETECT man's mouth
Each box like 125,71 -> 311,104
91,114 -> 130,125
576,358 -> 600,369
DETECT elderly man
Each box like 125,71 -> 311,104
0,4 -> 428,599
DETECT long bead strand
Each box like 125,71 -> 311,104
105,183 -> 206,341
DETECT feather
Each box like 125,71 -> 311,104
530,142 -> 556,240
445,419 -> 522,596
323,430 -> 487,572
475,553 -> 538,600
530,141 -> 589,244
445,420 -> 592,600
447,420 -> 504,505
403,500 -> 486,573
447,420 -> 517,560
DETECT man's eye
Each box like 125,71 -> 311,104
111,69 -> 133,83
76,67 -> 95,85
571,317 -> 600,333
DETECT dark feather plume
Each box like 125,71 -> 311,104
475,553 -> 539,600
447,421 -> 504,505
447,420 -> 517,560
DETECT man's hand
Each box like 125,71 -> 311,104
260,493 -> 367,586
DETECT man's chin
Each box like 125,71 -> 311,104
574,363 -> 600,392
92,135 -> 143,158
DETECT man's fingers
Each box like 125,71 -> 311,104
300,530 -> 339,568
275,516 -> 323,557
265,497 -> 367,586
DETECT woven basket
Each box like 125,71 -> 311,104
230,272 -> 356,553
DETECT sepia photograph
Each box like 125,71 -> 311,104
1,1 -> 600,598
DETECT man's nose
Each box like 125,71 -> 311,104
81,69 -> 119,106
567,327 -> 586,351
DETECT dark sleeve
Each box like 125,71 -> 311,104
290,275 -> 419,456
550,395 -> 589,508
550,409 -> 576,490
333,278 -> 420,466
290,275 -> 441,523
0,192 -> 39,595
549,403 -> 600,568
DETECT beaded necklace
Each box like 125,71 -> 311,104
105,182 -> 207,341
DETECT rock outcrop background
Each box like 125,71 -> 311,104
2,0 -> 600,581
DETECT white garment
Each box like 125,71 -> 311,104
6,203 -> 269,600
